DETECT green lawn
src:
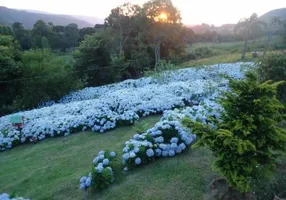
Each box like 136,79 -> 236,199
0,115 -> 215,200
178,53 -> 254,69
191,36 -> 285,54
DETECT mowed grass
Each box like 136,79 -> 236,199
191,35 -> 285,54
0,115 -> 215,200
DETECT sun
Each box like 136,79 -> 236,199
159,12 -> 168,20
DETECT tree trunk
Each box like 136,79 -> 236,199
242,39 -> 248,60
154,43 -> 161,72
263,34 -> 271,57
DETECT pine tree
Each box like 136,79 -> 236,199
184,71 -> 286,193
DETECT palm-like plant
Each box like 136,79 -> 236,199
235,13 -> 265,60
263,17 -> 282,57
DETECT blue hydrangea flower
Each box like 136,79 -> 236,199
123,153 -> 129,161
155,136 -> 164,143
106,167 -> 113,172
93,157 -> 100,164
103,158 -> 110,166
170,137 -> 179,144
162,150 -> 168,157
134,147 -> 140,153
135,157 -> 142,165
96,166 -> 104,173
110,151 -> 117,157
80,183 -> 86,190
176,148 -> 182,154
99,154 -> 105,160
85,177 -> 92,187
171,143 -> 178,150
129,152 -> 136,158
159,144 -> 167,150
155,148 -> 162,156
80,176 -> 87,183
146,149 -> 154,157
179,143 -> 186,151
168,150 -> 176,157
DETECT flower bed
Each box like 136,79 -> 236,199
122,93 -> 221,170
0,63 -> 252,151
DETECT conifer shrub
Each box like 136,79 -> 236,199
258,53 -> 286,102
183,71 -> 286,193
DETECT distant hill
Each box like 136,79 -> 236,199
0,6 -> 95,29
259,8 -> 286,23
188,24 -> 235,35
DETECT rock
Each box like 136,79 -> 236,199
209,177 -> 255,200
252,52 -> 261,58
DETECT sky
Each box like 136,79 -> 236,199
0,0 -> 285,25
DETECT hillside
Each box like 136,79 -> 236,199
0,6 -> 93,29
259,8 -> 286,23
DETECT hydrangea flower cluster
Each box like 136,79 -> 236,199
0,193 -> 29,200
122,92 -> 226,170
80,151 -> 117,191
122,119 -> 197,170
0,63 -> 252,151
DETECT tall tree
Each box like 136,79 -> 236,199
143,0 -> 182,70
235,13 -> 264,60
263,17 -> 282,57
12,22 -> 32,50
64,23 -> 80,48
0,34 -> 23,115
105,3 -> 141,54
32,20 -> 53,48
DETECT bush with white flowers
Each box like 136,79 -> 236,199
122,119 -> 196,170
122,93 -> 224,170
0,193 -> 29,200
0,62 -> 253,151
80,151 -> 117,191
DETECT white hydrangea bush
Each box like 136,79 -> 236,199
0,63 -> 252,151
122,119 -> 197,170
122,93 -> 224,170
0,193 -> 29,200
80,151 -> 117,191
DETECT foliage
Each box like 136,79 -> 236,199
258,53 -> 286,101
0,34 -> 23,116
235,13 -> 266,60
183,71 -> 286,193
80,151 -> 117,191
74,32 -> 113,86
122,120 -> 196,170
12,22 -> 32,50
20,49 -> 83,109
193,46 -> 215,59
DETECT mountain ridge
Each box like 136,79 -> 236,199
0,6 -> 96,29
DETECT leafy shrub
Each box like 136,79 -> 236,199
193,47 -> 214,59
122,120 -> 196,170
183,71 -> 286,193
20,49 -> 83,109
258,53 -> 286,101
80,151 -> 117,191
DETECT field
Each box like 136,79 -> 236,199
0,116 -> 215,200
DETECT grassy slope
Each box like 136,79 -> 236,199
0,115 -> 215,200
